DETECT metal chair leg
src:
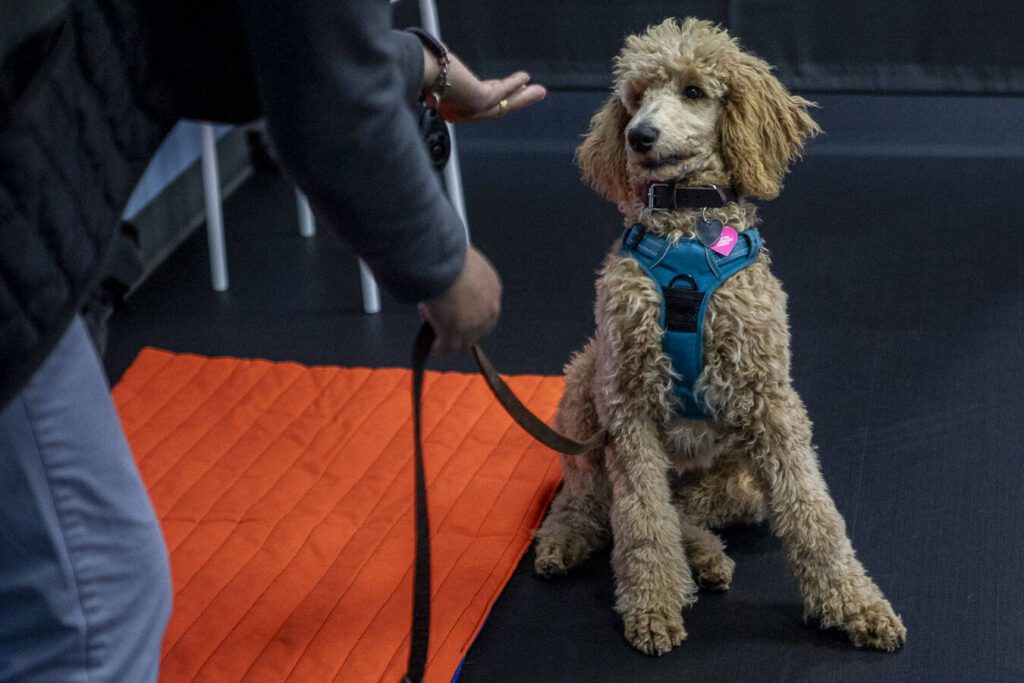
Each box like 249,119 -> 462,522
359,260 -> 381,314
296,190 -> 316,237
200,123 -> 229,291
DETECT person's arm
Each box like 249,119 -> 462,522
389,29 -> 428,104
236,0 -> 464,302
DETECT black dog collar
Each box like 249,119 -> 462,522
646,183 -> 740,211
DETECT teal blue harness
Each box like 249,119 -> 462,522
620,224 -> 762,418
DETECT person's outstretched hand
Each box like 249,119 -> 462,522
422,49 -> 546,123
418,246 -> 502,354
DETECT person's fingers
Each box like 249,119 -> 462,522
418,303 -> 445,354
468,83 -> 547,122
430,323 -> 456,355
506,83 -> 547,113
486,71 -> 532,102
421,321 -> 475,355
439,333 -> 474,355
446,320 -> 494,354
432,336 -> 450,355
419,304 -> 459,355
462,71 -> 531,113
425,317 -> 496,355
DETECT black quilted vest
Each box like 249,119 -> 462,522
0,0 -> 260,409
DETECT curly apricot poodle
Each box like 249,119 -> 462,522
533,18 -> 906,656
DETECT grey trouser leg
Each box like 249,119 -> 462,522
0,316 -> 172,682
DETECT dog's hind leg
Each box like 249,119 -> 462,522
675,458 -> 767,529
533,461 -> 608,577
676,511 -> 735,590
534,342 -> 611,577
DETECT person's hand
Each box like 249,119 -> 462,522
422,48 -> 546,123
418,246 -> 502,355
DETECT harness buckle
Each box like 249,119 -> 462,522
624,225 -> 647,251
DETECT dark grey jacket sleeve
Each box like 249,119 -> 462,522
390,29 -> 428,104
236,0 -> 466,303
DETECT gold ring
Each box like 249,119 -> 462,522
497,99 -> 509,117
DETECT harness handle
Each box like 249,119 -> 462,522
667,273 -> 699,291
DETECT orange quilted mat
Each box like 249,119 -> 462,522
111,348 -> 564,682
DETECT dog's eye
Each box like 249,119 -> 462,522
683,85 -> 705,100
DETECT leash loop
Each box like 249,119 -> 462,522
404,322 -> 607,682
404,323 -> 435,683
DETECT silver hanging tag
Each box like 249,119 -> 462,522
695,217 -> 724,247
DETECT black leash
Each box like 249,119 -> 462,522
404,323 -> 435,683
403,323 -> 607,682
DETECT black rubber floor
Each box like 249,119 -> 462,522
106,93 -> 1024,682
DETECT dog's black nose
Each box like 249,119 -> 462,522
627,122 -> 659,152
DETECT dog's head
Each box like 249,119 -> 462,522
577,18 -> 820,207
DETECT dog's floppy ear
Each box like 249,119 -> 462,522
576,94 -> 631,205
721,54 -> 820,200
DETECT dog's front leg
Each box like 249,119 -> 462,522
745,386 -> 906,651
606,419 -> 694,655
594,255 -> 694,655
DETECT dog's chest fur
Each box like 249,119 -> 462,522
661,416 -> 728,472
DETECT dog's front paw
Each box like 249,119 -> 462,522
622,607 -> 686,656
841,598 -> 906,652
815,578 -> 906,652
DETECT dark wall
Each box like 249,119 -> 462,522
412,1 -> 1024,95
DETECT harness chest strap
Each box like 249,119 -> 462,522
620,224 -> 762,418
